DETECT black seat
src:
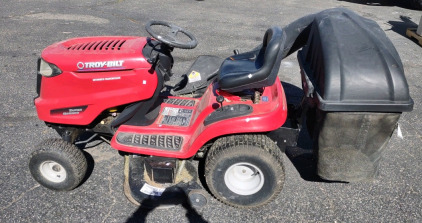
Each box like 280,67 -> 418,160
218,26 -> 285,92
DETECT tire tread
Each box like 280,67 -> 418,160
205,134 -> 284,208
30,138 -> 87,191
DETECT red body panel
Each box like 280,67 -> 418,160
35,37 -> 157,125
36,35 -> 288,159
110,77 -> 288,159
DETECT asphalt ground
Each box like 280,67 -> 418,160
0,0 -> 421,222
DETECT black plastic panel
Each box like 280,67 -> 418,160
173,55 -> 223,95
204,104 -> 253,126
116,133 -> 183,151
36,58 -> 42,97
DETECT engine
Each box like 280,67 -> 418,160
35,36 -> 158,126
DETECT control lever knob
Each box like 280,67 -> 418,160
216,95 -> 224,108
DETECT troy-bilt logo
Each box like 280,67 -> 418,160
77,60 -> 124,70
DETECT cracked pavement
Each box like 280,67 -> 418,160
0,0 -> 421,222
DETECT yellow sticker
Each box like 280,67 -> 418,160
188,71 -> 201,83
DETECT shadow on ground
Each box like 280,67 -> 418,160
125,189 -> 207,223
338,0 -> 417,10
387,16 -> 421,45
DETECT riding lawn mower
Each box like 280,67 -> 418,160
29,8 -> 413,208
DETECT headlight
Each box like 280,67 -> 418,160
38,58 -> 62,77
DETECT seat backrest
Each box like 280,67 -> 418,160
218,26 -> 285,92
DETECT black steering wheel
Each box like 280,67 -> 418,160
145,21 -> 198,49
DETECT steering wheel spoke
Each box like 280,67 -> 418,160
169,25 -> 182,36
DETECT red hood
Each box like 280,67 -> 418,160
41,36 -> 150,72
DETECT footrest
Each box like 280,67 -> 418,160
116,133 -> 183,151
173,55 -> 224,95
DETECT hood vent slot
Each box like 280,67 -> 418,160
67,39 -> 127,51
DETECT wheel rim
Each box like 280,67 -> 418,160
39,161 -> 67,183
224,162 -> 264,195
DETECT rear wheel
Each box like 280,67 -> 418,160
29,139 -> 87,191
205,134 -> 285,208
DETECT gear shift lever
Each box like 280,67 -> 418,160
216,95 -> 224,109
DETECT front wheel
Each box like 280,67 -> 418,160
205,135 -> 285,208
29,139 -> 88,191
